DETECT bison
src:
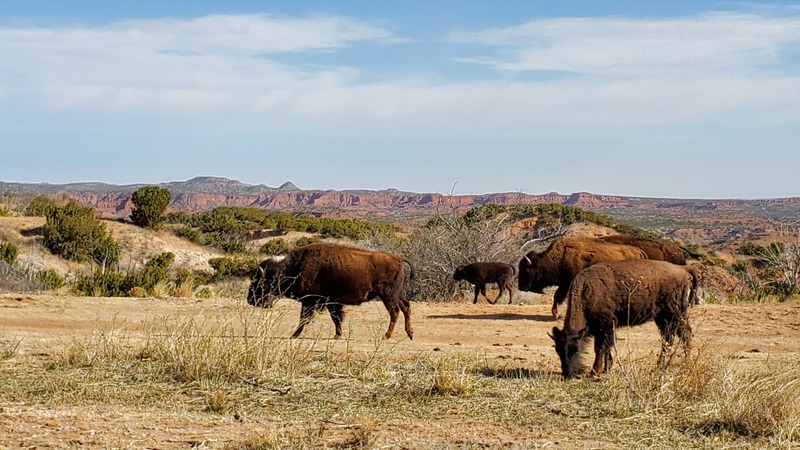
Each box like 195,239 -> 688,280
549,259 -> 701,379
600,235 -> 686,265
453,262 -> 516,304
247,242 -> 413,340
518,237 -> 647,318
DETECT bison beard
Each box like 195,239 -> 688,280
247,243 -> 413,340
549,259 -> 700,379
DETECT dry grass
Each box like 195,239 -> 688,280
2,310 -> 799,449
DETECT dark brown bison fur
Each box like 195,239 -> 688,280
600,235 -> 686,265
247,242 -> 413,340
518,237 -> 647,318
550,259 -> 700,379
453,262 -> 516,304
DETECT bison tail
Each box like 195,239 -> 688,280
403,259 -> 416,281
688,266 -> 703,305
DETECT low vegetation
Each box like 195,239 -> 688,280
42,201 -> 121,268
167,206 -> 398,253
130,185 -> 172,230
0,313 -> 797,448
1,194 -> 800,447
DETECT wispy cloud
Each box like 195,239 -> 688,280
448,13 -> 800,76
0,14 -> 392,112
2,10 -> 800,134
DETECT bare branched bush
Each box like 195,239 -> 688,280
397,212 -> 524,301
758,231 -> 800,300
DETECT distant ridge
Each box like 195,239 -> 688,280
1,177 -> 798,224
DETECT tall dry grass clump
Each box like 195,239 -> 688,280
707,364 -> 800,442
584,341 -> 800,445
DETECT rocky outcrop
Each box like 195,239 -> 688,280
2,177 -> 799,223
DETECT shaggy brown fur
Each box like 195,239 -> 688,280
600,235 -> 686,265
248,243 -> 413,340
550,259 -> 700,379
518,237 -> 647,318
453,262 -> 516,304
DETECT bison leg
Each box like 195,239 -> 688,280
551,285 -> 569,319
662,317 -> 693,366
592,332 -> 615,375
505,280 -> 514,305
400,296 -> 413,340
678,320 -> 692,355
384,302 -> 400,339
493,283 -> 505,305
326,303 -> 345,339
472,285 -> 481,304
381,295 -> 413,340
292,302 -> 324,338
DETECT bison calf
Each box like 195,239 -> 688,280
453,262 -> 515,304
550,259 -> 701,379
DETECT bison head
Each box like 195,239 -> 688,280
452,265 -> 467,281
517,252 -> 547,293
549,326 -> 587,379
247,257 -> 287,308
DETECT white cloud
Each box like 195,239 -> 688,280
0,14 -> 390,113
448,13 -> 800,76
1,10 -> 800,135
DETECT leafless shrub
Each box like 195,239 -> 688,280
758,230 -> 800,300
396,211 -> 524,301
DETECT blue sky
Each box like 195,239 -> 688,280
2,1 -> 800,199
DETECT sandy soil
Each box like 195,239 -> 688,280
1,292 -> 799,448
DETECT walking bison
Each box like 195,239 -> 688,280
247,242 -> 413,340
600,235 -> 686,265
518,237 -> 647,318
549,259 -> 702,379
453,262 -> 516,304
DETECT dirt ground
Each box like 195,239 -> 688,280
2,292 -> 800,449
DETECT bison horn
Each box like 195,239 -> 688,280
257,266 -> 265,276
547,331 -> 555,341
523,255 -> 531,265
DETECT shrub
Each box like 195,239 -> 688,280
166,206 -> 398,251
75,269 -> 129,297
42,201 -> 121,267
208,256 -> 261,280
400,211 -> 522,301
0,242 -> 18,265
294,236 -> 321,247
176,226 -> 202,244
130,186 -> 172,230
24,195 -> 57,217
34,269 -> 65,291
260,238 -> 289,256
73,252 -> 175,297
127,252 -> 175,293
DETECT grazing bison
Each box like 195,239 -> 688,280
453,262 -> 516,304
518,237 -> 647,318
600,235 -> 686,265
247,243 -> 413,340
549,259 -> 701,379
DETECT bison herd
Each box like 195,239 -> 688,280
247,237 -> 703,379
